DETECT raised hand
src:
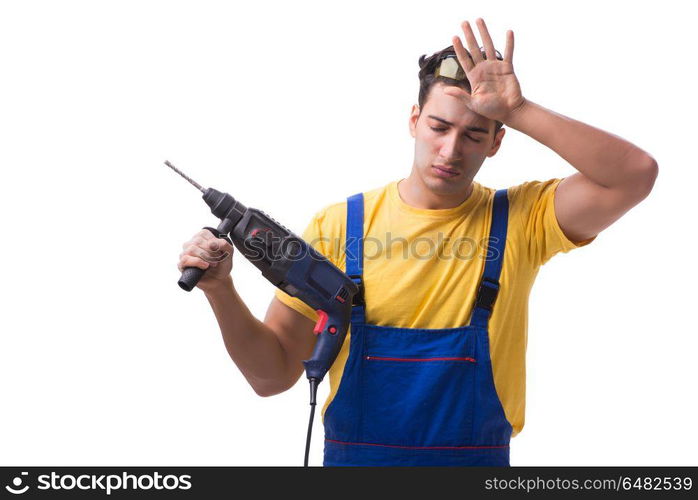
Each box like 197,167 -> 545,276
443,18 -> 526,123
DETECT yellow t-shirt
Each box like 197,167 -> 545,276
274,178 -> 595,437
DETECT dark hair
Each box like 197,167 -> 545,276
417,45 -> 503,138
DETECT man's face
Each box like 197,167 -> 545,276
409,82 -> 505,196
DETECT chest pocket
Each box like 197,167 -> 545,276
360,324 -> 478,447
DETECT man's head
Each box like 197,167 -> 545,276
408,45 -> 506,198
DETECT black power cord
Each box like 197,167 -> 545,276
304,378 -> 319,467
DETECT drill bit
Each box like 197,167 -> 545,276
164,160 -> 206,193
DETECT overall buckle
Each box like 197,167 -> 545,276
475,277 -> 500,312
348,274 -> 365,306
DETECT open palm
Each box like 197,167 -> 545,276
443,18 -> 526,123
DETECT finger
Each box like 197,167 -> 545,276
183,235 -> 208,250
189,237 -> 208,249
178,255 -> 217,272
460,20 -> 483,64
207,239 -> 233,260
185,244 -> 217,263
503,30 -> 514,64
179,255 -> 210,271
476,18 -> 497,62
177,258 -> 209,272
182,235 -> 198,250
207,251 -> 230,263
452,35 -> 474,73
198,230 -> 214,240
442,86 -> 472,106
200,244 -> 230,264
209,238 -> 233,253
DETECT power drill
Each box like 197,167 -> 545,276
165,161 -> 359,466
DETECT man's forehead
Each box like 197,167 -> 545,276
423,85 -> 492,132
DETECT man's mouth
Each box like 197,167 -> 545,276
432,164 -> 460,177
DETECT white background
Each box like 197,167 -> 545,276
1,0 -> 695,466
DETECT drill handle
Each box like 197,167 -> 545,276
301,303 -> 354,382
178,220 -> 234,292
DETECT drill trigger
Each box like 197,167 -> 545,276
313,310 -> 329,335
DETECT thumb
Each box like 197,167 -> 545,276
442,86 -> 472,106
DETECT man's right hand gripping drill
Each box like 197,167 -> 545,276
177,229 -> 234,293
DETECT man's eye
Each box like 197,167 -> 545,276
430,126 -> 481,143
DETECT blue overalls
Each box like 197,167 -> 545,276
322,189 -> 513,466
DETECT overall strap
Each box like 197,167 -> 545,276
346,193 -> 366,324
470,189 -> 510,329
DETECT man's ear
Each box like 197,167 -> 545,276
408,104 -> 420,138
486,128 -> 506,157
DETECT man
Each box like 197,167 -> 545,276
177,18 -> 657,466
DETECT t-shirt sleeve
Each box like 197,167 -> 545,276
509,178 -> 596,266
273,208 -> 332,322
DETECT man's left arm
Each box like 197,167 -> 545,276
446,18 -> 658,243
503,99 -> 658,243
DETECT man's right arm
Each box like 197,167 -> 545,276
178,228 -> 317,397
202,276 -> 317,397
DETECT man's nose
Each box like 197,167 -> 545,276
439,133 -> 462,162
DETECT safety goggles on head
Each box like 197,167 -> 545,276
433,49 -> 504,81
